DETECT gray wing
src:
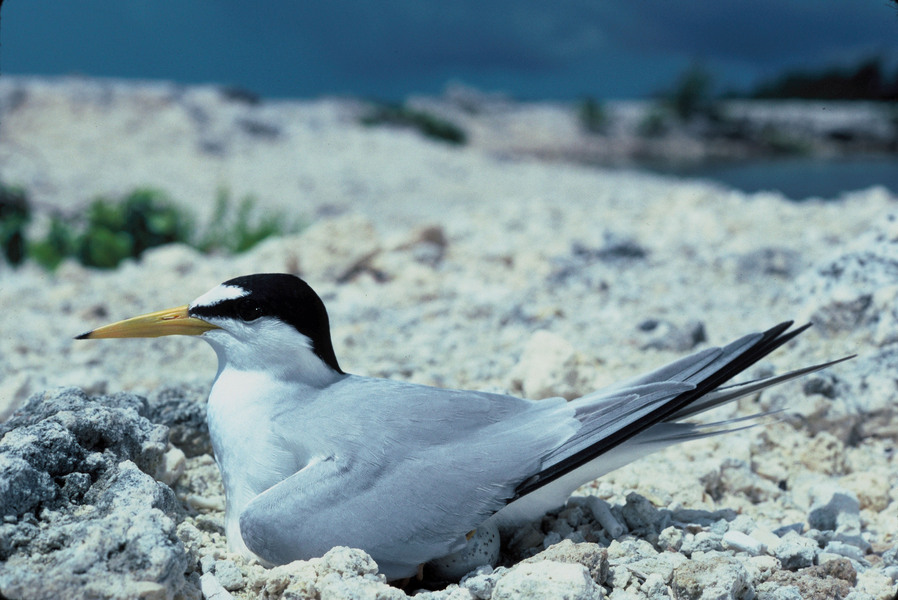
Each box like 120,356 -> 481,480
243,379 -> 580,579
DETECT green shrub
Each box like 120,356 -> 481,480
72,188 -> 193,269
0,184 -> 30,266
759,126 -> 812,156
5,185 -> 300,271
29,214 -> 76,270
577,97 -> 608,134
668,65 -> 714,121
637,108 -> 671,138
360,103 -> 467,145
199,189 -> 298,254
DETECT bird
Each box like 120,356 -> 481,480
77,273 -> 848,580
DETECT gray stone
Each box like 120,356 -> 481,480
584,496 -> 626,538
757,585 -> 803,600
759,559 -> 856,599
628,552 -> 689,585
0,461 -> 191,599
823,541 -> 867,563
620,492 -> 660,532
680,531 -> 724,556
671,508 -> 737,528
808,489 -> 860,532
0,388 -> 196,600
671,555 -> 751,600
212,559 -> 245,591
146,385 -> 211,458
636,318 -> 706,352
736,247 -> 803,280
773,533 -> 818,570
881,546 -> 898,567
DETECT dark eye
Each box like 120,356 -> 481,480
236,299 -> 263,322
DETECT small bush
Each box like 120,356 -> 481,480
759,126 -> 813,156
0,184 -> 30,266
72,189 -> 194,268
29,214 -> 76,270
668,65 -> 714,121
577,97 -> 608,134
637,108 -> 671,138
199,189 -> 299,254
361,103 -> 467,145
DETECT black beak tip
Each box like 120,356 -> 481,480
74,331 -> 92,340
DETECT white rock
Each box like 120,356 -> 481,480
510,330 -> 581,400
854,568 -> 898,600
748,527 -> 781,554
773,533 -> 818,570
200,571 -> 235,600
671,555 -> 750,600
745,555 -> 780,588
492,561 -> 604,600
722,530 -> 766,556
156,446 -> 186,486
318,546 -> 380,577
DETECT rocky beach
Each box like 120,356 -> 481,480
1,76 -> 897,599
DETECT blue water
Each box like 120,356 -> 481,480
661,155 -> 897,201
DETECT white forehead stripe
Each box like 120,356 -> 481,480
190,284 -> 248,309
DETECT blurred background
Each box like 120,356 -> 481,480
4,0 -> 897,101
1,0 -> 897,211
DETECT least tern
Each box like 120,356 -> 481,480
78,273 -> 847,580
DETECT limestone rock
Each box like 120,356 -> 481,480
510,330 -> 594,400
671,555 -> 751,600
0,388 -> 195,600
492,561 -> 604,600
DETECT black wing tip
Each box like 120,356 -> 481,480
511,319 -> 821,501
765,320 -> 809,341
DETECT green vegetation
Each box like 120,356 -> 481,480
637,108 -> 671,138
29,214 -> 76,270
758,126 -> 812,156
198,188 -> 298,254
577,97 -> 608,134
750,57 -> 898,101
1,185 -> 301,271
360,103 -> 467,145
666,64 -> 715,121
77,189 -> 193,269
636,64 -> 719,138
0,184 -> 30,266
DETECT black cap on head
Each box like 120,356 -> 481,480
190,274 -> 344,373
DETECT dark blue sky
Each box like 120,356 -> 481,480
2,1 -> 897,100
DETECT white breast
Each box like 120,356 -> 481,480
206,368 -> 312,557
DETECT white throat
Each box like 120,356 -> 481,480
202,324 -> 342,389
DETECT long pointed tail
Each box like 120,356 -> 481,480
513,322 -> 846,501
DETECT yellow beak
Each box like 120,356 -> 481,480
76,305 -> 220,339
